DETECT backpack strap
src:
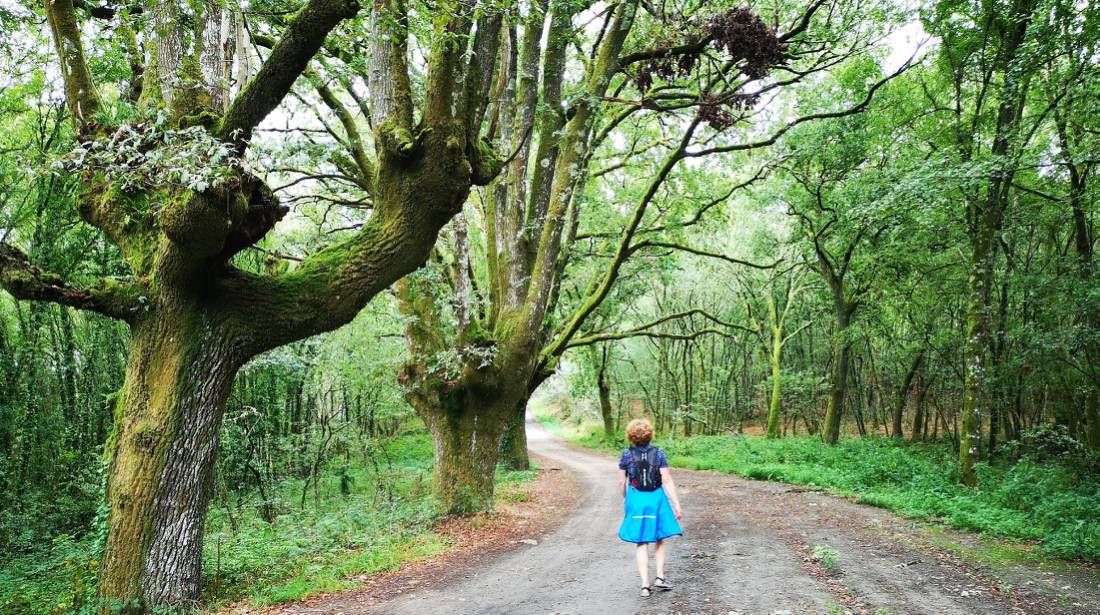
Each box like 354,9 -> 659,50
629,447 -> 640,485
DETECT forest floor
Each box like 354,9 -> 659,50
253,422 -> 1100,615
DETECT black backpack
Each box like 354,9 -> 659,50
628,447 -> 662,492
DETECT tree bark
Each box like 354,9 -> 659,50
911,373 -> 928,443
822,305 -> 852,445
765,333 -> 783,439
892,349 -> 924,439
597,347 -> 615,438
408,376 -> 515,513
499,400 -> 530,471
957,0 -> 1035,487
97,308 -> 242,611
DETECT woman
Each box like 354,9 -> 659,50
617,418 -> 683,597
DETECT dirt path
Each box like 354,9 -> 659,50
274,423 -> 1100,614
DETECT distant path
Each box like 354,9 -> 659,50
280,422 -> 1100,614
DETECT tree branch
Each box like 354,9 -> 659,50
220,0 -> 360,147
43,0 -> 102,130
568,325 -> 742,349
686,56 -> 917,159
540,116 -> 700,362
630,240 -> 781,270
0,243 -> 142,321
366,0 -> 415,152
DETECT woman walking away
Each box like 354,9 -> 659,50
618,418 -> 683,597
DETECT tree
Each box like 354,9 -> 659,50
735,258 -> 813,438
781,103 -> 897,444
0,0 -> 506,608
1045,1 -> 1100,448
925,0 -> 1059,484
388,0 -> 910,511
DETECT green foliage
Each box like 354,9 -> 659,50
998,425 -> 1097,470
811,544 -> 841,574
60,109 -> 239,193
667,435 -> 1100,560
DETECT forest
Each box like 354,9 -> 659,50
0,0 -> 1097,612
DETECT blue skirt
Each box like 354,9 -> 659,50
618,486 -> 683,544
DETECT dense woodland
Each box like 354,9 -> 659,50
0,0 -> 1097,612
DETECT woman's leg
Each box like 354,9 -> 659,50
635,543 -> 649,587
654,539 -> 667,579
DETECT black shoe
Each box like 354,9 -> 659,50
641,586 -> 651,597
653,576 -> 672,591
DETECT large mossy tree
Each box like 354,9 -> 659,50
0,0 -> 506,609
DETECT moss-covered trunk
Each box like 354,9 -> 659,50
97,307 -> 240,612
765,334 -> 783,439
412,383 -> 515,514
598,368 -> 615,439
821,307 -> 851,446
499,400 -> 530,471
960,223 -> 994,486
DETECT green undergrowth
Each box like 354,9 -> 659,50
536,412 -> 1100,562
0,430 -> 537,614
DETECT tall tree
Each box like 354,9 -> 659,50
927,0 -> 1053,484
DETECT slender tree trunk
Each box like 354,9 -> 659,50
597,352 -> 615,438
1085,391 -> 1100,450
893,349 -> 924,439
960,226 -> 994,486
912,373 -> 929,443
599,383 -> 615,437
97,309 -> 241,611
765,332 -> 783,438
822,306 -> 851,445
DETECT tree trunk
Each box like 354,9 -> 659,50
960,228 -> 993,486
893,349 -> 924,439
821,307 -> 851,445
408,373 -> 516,513
1085,390 -> 1100,450
597,355 -> 615,438
500,400 -> 530,471
97,309 -> 241,612
912,373 -> 928,443
958,0 -> 1033,485
765,333 -> 783,439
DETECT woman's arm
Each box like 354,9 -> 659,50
619,469 -> 628,498
660,468 -> 683,519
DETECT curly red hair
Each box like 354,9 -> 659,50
625,419 -> 654,446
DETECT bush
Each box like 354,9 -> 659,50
998,424 -> 1099,473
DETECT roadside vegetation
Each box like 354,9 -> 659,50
0,430 -> 535,614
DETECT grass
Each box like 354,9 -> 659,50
535,411 -> 1100,562
0,430 -> 538,614
811,544 -> 841,574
